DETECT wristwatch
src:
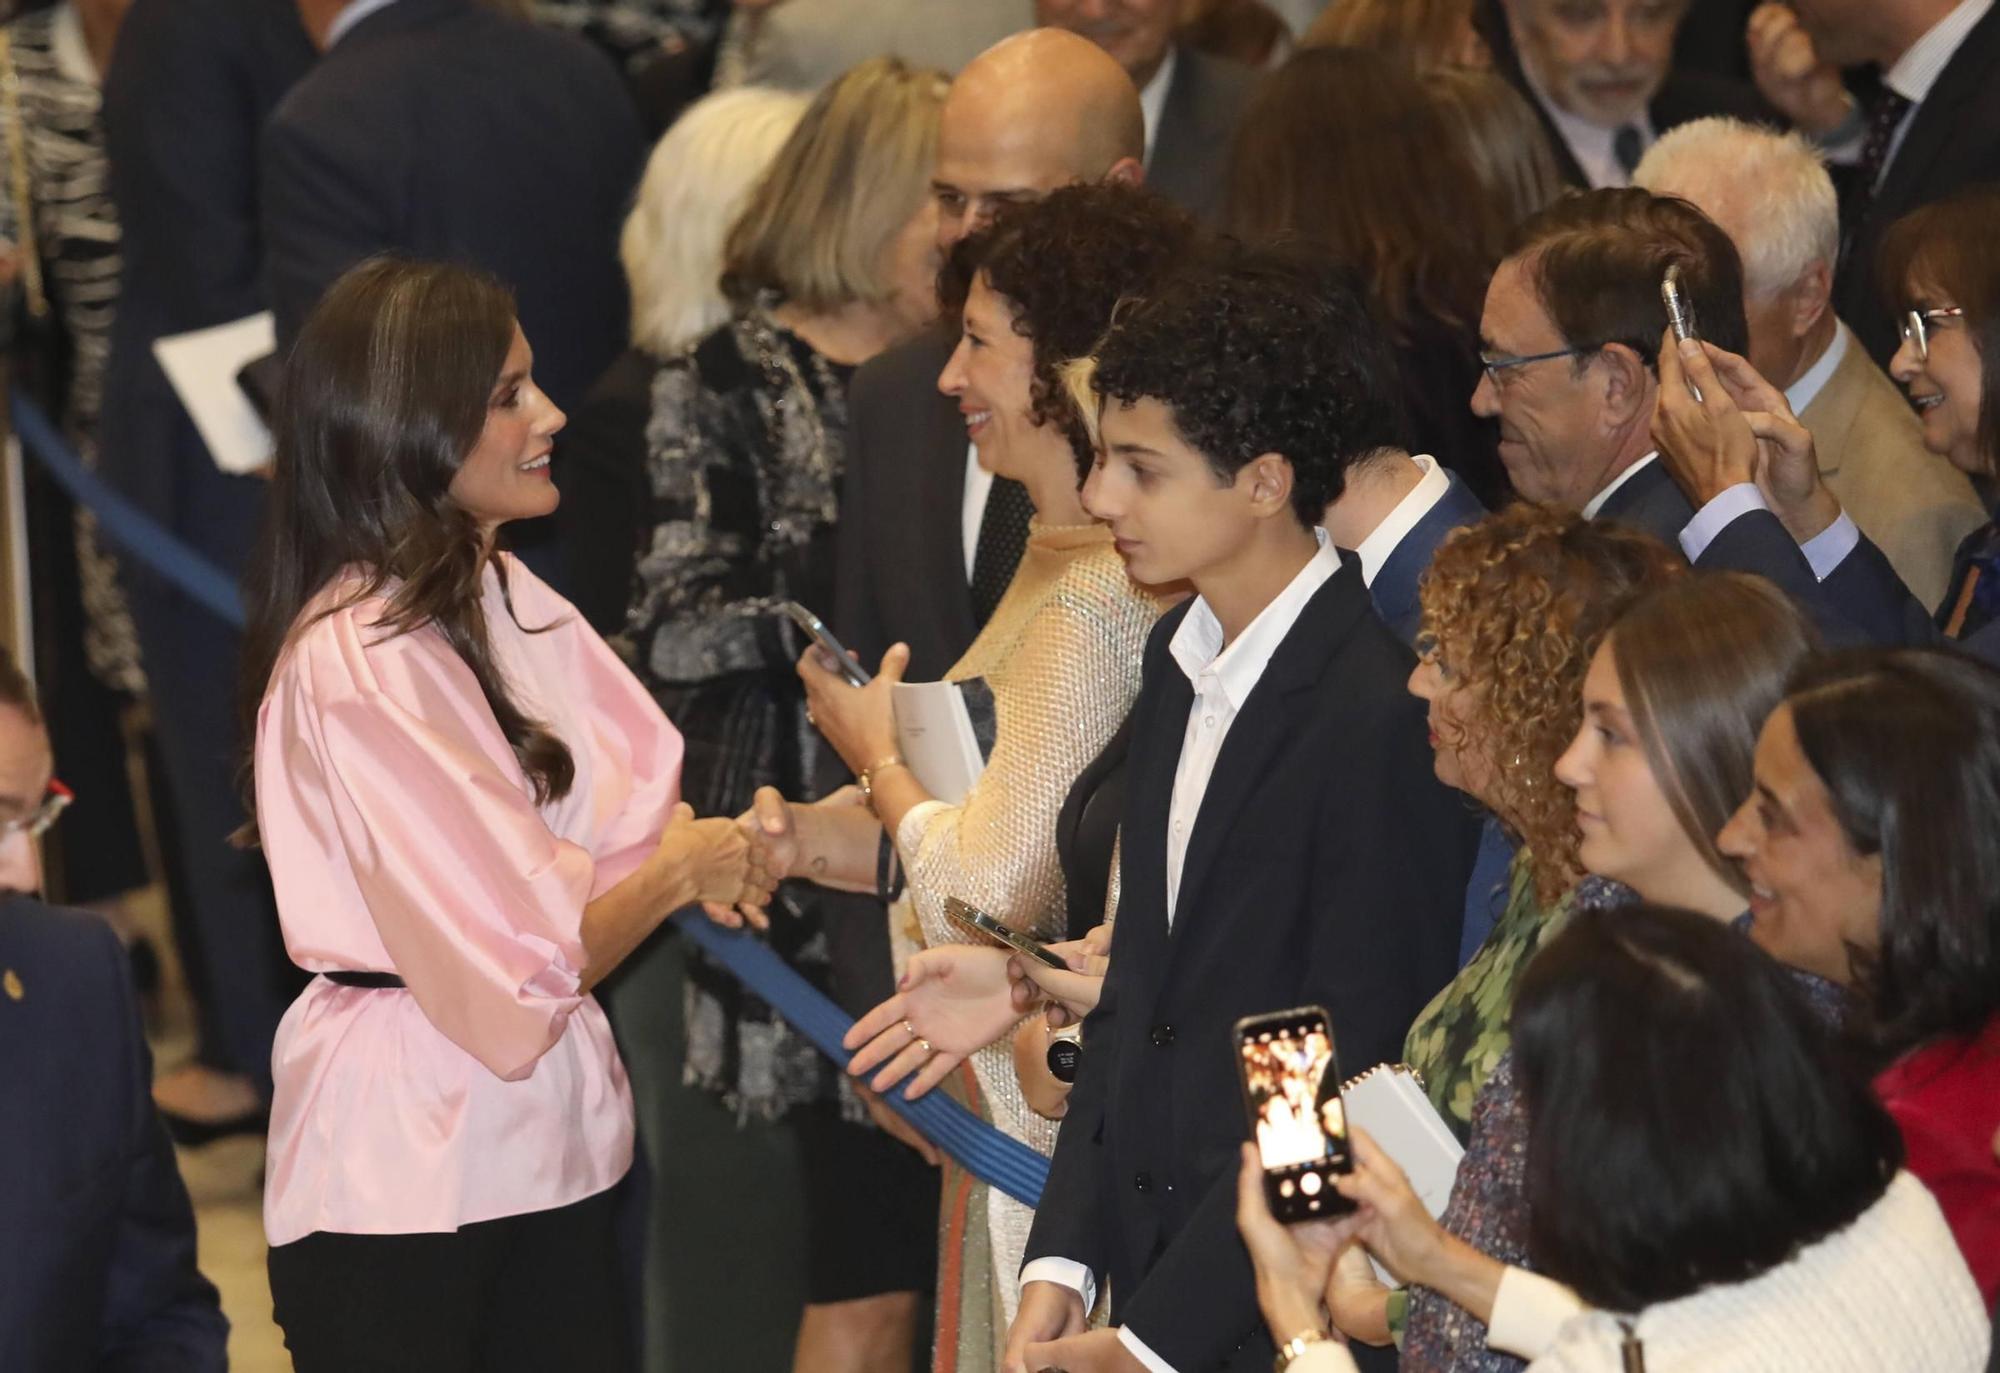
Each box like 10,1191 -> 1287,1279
1274,1329 -> 1334,1371
1045,1023 -> 1082,1083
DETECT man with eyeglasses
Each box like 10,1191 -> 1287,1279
0,647 -> 229,1369
1470,186 -> 1748,544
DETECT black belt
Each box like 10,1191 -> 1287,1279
323,970 -> 407,989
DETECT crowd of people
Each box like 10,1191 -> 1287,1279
3,0 -> 1999,1371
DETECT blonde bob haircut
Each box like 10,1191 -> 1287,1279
722,56 -> 948,315
622,87 -> 810,357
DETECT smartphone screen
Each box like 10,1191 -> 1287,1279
1236,1007 -> 1354,1222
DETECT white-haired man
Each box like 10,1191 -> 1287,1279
1635,115 -> 1984,609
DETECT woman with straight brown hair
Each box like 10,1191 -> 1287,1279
1420,66 -> 1563,231
240,257 -> 772,1370
1223,46 -> 1513,504
1302,0 -> 1490,69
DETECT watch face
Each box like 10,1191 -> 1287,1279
1046,1036 -> 1081,1084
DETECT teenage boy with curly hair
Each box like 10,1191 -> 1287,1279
1005,247 -> 1479,1373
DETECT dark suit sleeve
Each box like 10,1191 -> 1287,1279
833,356 -> 893,667
1118,677 -> 1473,1368
1695,508 -> 1941,648
89,922 -> 230,1372
260,102 -> 397,349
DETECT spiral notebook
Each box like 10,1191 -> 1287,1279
1342,1063 -> 1465,1287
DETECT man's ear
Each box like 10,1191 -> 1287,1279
1239,452 -> 1296,520
1595,343 -> 1654,428
1788,260 -> 1834,342
1102,156 -> 1145,190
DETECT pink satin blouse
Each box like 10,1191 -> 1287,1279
254,556 -> 681,1245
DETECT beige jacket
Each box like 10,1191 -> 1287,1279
1801,329 -> 1986,612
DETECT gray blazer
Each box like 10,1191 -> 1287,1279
1147,46 -> 1255,223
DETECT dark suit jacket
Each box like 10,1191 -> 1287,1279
1148,46 -> 1254,223
0,897 -> 228,1371
1024,561 -> 1476,1371
1592,456 -> 1696,546
1837,2 -> 2000,366
99,0 -> 314,558
1368,469 -> 1487,644
259,0 -> 641,414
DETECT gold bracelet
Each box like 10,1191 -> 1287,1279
856,754 -> 907,810
1274,1328 -> 1334,1371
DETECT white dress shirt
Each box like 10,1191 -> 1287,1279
1579,451 -> 1661,520
1019,530 -> 1343,1373
962,443 -> 996,582
1352,455 -> 1450,587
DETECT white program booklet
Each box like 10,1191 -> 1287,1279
152,312 -> 276,476
891,680 -> 989,805
1343,1063 -> 1465,1287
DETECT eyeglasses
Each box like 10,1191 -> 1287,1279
1478,344 -> 1601,386
1899,306 -> 1965,363
0,779 -> 71,842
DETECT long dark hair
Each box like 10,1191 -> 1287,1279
1783,648 -> 2000,1058
238,258 -> 574,832
1222,47 -> 1506,344
1516,904 -> 1901,1312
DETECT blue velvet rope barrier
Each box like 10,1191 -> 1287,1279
10,388 -> 1052,1208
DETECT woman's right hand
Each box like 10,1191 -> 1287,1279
1008,921 -> 1111,1028
1329,1127 -> 1448,1288
659,803 -> 776,916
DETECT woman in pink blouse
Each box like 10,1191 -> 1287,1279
238,259 -> 774,1372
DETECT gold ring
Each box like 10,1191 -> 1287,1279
902,1019 -> 918,1039
919,1038 -> 933,1054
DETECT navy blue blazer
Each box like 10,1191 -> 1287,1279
1024,560 -> 1477,1370
99,0 -> 315,565
0,896 -> 227,1371
1367,469 -> 1487,645
260,0 -> 641,414
1592,457 -> 1696,549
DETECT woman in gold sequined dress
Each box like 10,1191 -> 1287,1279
729,184 -> 1196,1370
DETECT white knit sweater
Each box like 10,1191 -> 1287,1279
1295,1171 -> 1991,1373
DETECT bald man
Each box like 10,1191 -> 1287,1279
815,30 -> 1144,1346
1037,0 -> 1253,219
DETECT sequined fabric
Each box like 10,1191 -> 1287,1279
895,522 -> 1161,1368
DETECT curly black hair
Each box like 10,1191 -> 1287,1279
938,182 -> 1202,474
1089,243 -> 1405,524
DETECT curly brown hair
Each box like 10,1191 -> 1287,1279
1417,504 -> 1682,905
937,182 -> 1202,474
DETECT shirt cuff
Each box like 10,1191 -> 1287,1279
1019,1257 -> 1096,1317
1800,512 -> 1860,581
1677,483 -> 1766,563
1486,1265 -> 1586,1359
1118,1325 -> 1183,1373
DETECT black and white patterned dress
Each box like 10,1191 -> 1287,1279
1,2 -> 141,693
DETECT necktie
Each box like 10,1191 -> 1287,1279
1845,88 -> 1915,245
1612,124 -> 1644,180
970,476 -> 1033,627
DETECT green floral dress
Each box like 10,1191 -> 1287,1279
1401,852 -> 1574,1143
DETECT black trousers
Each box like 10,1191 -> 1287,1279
268,1188 -> 634,1373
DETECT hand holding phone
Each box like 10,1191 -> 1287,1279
942,896 -> 1066,969
1661,264 -> 1704,402
781,601 -> 871,688
1235,1006 -> 1355,1223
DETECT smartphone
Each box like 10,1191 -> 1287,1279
942,896 -> 1067,970
1234,1006 -> 1355,1223
1661,264 -> 1704,402
780,601 -> 871,688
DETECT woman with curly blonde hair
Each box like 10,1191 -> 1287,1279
1402,503 -> 1681,1125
